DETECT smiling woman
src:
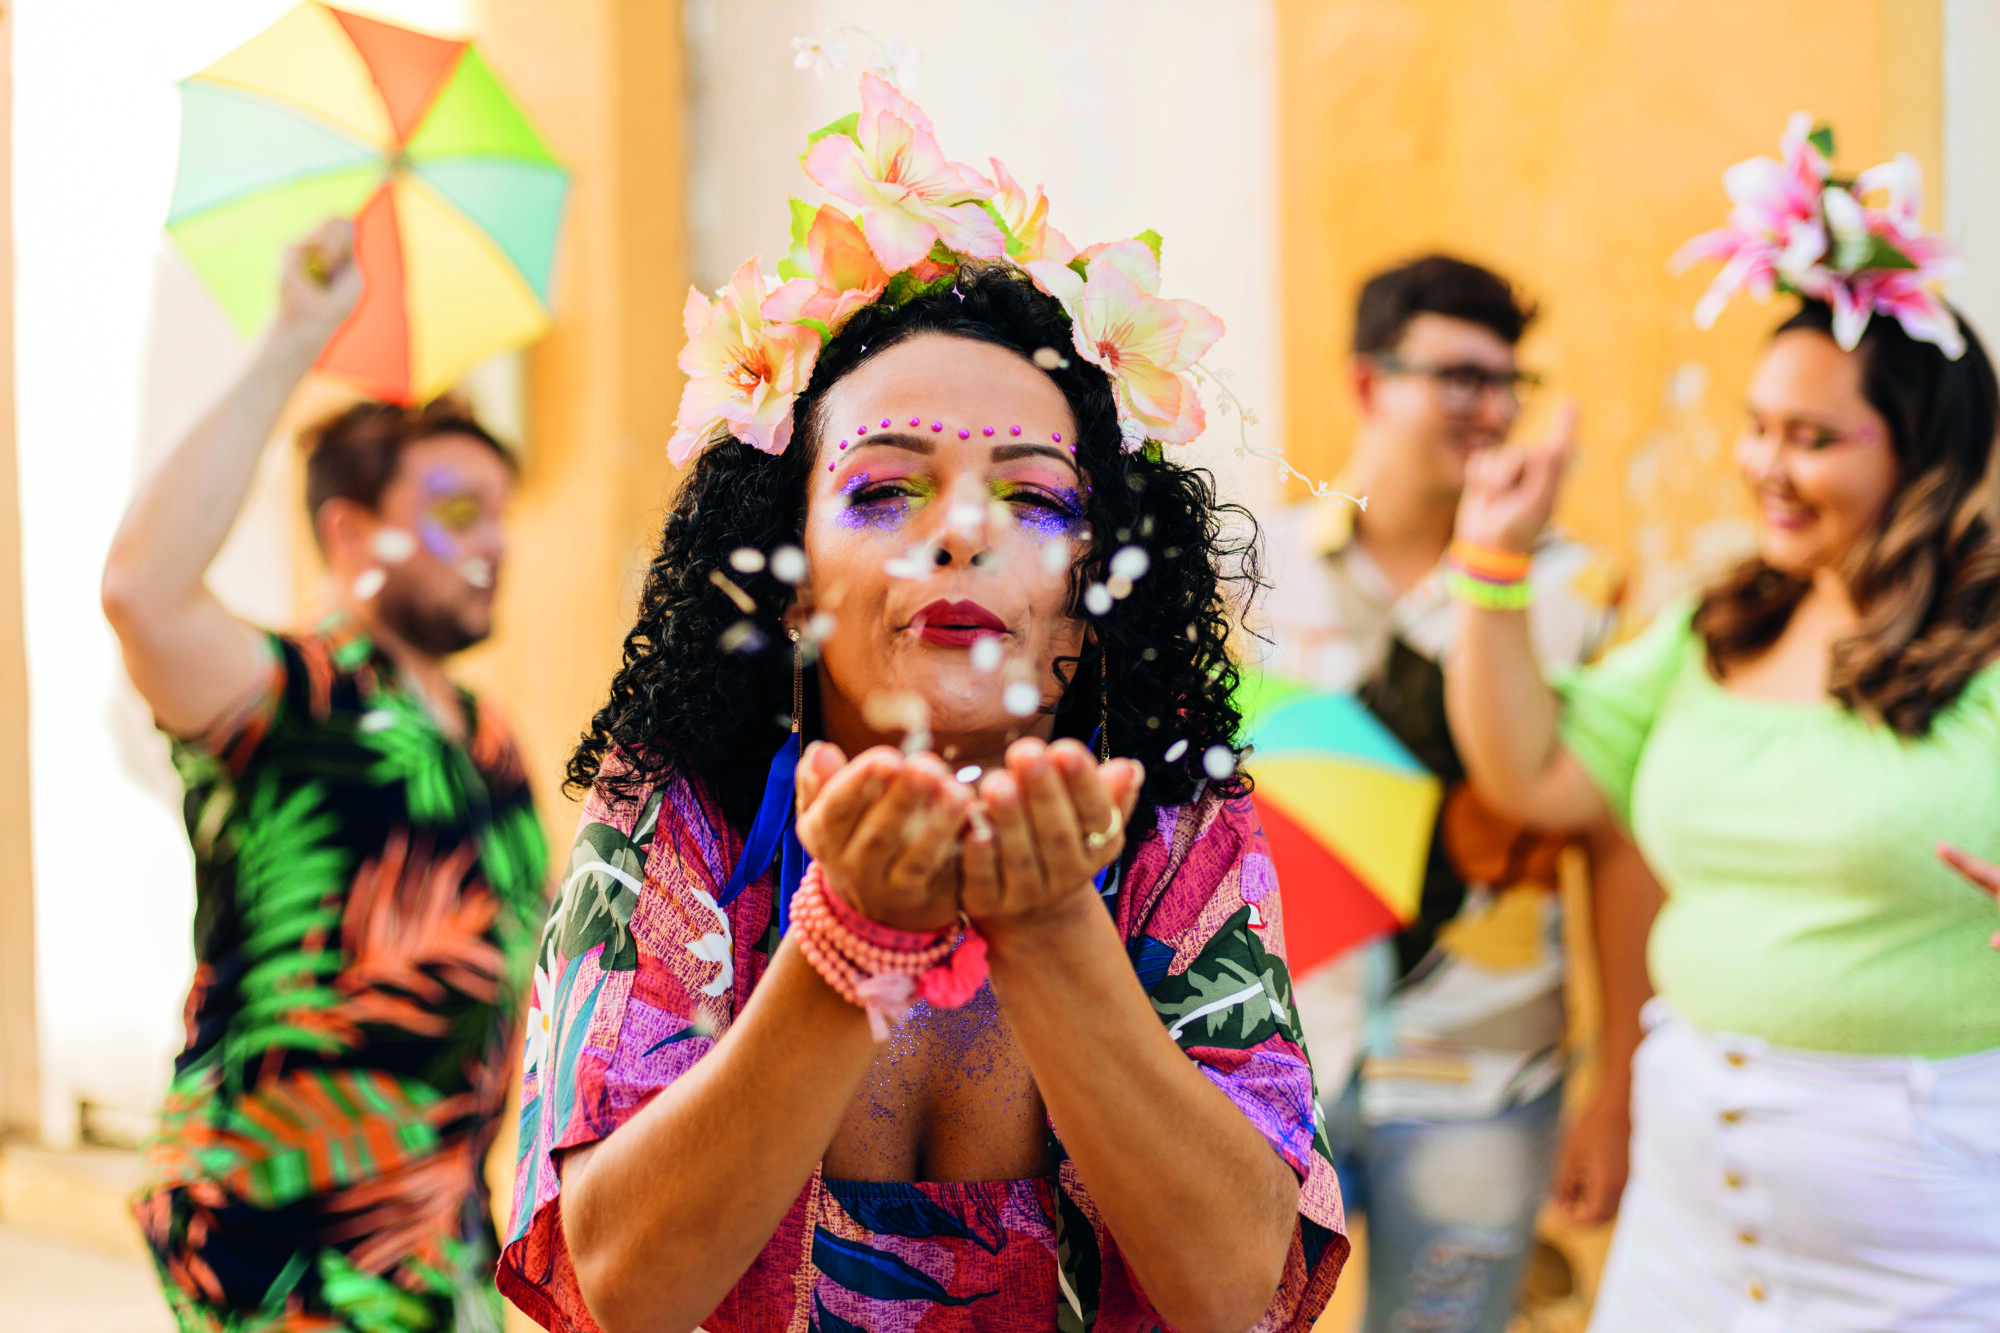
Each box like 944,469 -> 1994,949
497,73 -> 1346,1333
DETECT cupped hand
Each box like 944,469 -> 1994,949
1937,843 -> 2000,949
795,742 -> 971,932
1453,400 -> 1576,555
274,218 -> 364,347
959,737 -> 1144,932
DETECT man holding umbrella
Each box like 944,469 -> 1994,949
103,220 -> 547,1331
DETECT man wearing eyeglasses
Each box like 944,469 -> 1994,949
1263,255 -> 1658,1332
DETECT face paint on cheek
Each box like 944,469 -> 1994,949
418,517 -> 460,561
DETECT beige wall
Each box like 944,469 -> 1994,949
1278,0 -> 1942,620
0,2 -> 38,1139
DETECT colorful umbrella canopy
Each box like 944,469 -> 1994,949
1237,667 -> 1442,975
167,3 -> 570,404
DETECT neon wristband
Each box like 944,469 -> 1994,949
1446,568 -> 1534,609
1447,539 -> 1533,582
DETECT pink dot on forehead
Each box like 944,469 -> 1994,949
958,428 -> 970,439
1010,426 -> 1022,436
983,427 -> 995,436
1051,432 -> 1063,443
881,419 -> 892,428
930,421 -> 943,432
909,417 -> 920,427
856,425 -> 866,435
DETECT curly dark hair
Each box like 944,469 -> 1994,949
568,263 -> 1262,848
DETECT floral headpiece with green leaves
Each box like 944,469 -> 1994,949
666,74 -> 1226,466
1672,113 -> 1963,359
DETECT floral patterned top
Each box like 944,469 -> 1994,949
499,764 -> 1347,1332
135,616 -> 548,1333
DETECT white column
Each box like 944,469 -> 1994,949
1945,0 -> 2000,340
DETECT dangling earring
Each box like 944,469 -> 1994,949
1098,648 -> 1110,763
789,628 -> 804,738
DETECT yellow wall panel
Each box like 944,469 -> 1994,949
1278,0 -> 1942,618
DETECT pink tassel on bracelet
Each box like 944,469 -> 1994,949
793,863 -> 990,1039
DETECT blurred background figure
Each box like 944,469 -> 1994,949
2,4 -> 1999,1333
101,220 -> 549,1331
1260,255 -> 1655,1333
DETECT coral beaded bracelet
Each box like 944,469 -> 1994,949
792,863 -> 990,1040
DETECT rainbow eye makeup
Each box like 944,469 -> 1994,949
991,480 -> 1085,539
837,471 -> 936,530
429,494 -> 484,532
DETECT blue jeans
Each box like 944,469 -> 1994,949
1322,1075 -> 1565,1333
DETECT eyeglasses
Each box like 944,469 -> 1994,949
1372,355 -> 1541,414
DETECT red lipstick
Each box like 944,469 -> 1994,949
910,599 -> 1006,647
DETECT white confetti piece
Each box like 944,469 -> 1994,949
1202,745 -> 1236,779
352,568 -> 386,600
1110,545 -> 1149,581
728,547 -> 767,573
719,621 -> 766,653
370,528 -> 417,563
770,545 -> 808,584
806,610 -> 837,642
1164,739 -> 1189,762
1031,346 -> 1070,370
955,765 -> 982,783
970,636 -> 1003,672
1003,681 -> 1040,717
1041,542 -> 1071,574
1107,575 -> 1133,600
1084,583 -> 1113,616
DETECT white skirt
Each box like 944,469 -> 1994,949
1589,999 -> 2000,1333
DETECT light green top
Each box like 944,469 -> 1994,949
1556,602 -> 2000,1057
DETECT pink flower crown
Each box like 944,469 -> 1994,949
1672,113 -> 1964,359
666,74 -> 1225,467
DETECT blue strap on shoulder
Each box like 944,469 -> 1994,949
717,736 -> 809,934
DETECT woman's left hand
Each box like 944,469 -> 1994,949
1937,843 -> 2000,949
959,737 -> 1144,933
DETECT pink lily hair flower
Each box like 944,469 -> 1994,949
668,257 -> 823,466
802,73 -> 1005,272
1673,115 -> 1964,359
1025,239 -> 1225,446
987,158 -> 1076,265
765,205 -> 892,334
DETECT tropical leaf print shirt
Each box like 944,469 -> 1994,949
136,617 -> 549,1332
499,764 -> 1348,1333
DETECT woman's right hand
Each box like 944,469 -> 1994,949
795,742 -> 971,932
272,218 -> 364,350
1454,401 -> 1576,554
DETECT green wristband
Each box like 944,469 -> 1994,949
1446,567 -> 1534,609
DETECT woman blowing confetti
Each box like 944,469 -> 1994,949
498,76 -> 1345,1333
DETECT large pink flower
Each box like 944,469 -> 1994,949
1671,111 -> 1829,328
802,74 -> 1004,272
668,258 -> 822,465
988,157 -> 1075,265
765,205 -> 891,333
1026,240 -> 1224,446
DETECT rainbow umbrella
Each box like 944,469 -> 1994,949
167,3 -> 570,404
1237,667 -> 1442,975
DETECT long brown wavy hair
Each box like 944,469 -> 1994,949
1694,299 -> 2000,736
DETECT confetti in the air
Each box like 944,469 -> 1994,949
719,620 -> 766,654
806,610 -> 837,642
955,765 -> 982,783
352,568 -> 386,600
708,569 -> 757,614
1164,739 -> 1189,763
1031,346 -> 1070,370
1041,542 -> 1070,574
1202,745 -> 1237,779
1003,681 -> 1040,717
370,528 -> 417,563
770,545 -> 809,585
1083,583 -> 1113,616
970,636 -> 1003,672
1110,546 -> 1150,581
863,691 -> 932,754
729,547 -> 767,573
